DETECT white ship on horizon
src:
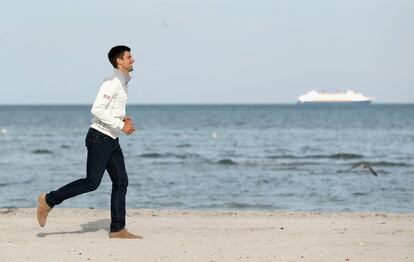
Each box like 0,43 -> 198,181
298,90 -> 375,104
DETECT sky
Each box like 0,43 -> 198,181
0,0 -> 413,104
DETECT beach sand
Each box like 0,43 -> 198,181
0,208 -> 413,261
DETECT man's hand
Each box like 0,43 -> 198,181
122,116 -> 136,135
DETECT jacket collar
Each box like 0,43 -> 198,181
113,68 -> 131,86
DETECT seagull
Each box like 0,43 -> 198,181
349,162 -> 378,176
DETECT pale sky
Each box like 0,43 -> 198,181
0,0 -> 413,104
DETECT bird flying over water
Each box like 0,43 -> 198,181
349,162 -> 378,176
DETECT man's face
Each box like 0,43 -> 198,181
117,51 -> 135,72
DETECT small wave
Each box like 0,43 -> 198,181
267,153 -> 363,160
271,166 -> 301,171
308,153 -> 364,159
234,121 -> 247,126
193,202 -> 277,210
149,161 -> 186,165
177,143 -> 191,148
337,168 -> 391,175
139,152 -> 201,159
32,149 -> 53,155
175,153 -> 201,159
217,159 -> 238,165
60,145 -> 70,149
279,161 -> 320,166
350,161 -> 410,167
267,154 -> 297,159
277,192 -> 296,197
0,179 -> 32,187
326,153 -> 364,159
256,178 -> 272,184
352,192 -> 368,196
140,153 -> 163,158
371,161 -> 410,167
0,128 -> 7,135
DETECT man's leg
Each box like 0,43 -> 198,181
38,128 -> 115,227
46,139 -> 114,207
106,140 -> 141,239
106,140 -> 128,232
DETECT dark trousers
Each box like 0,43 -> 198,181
46,128 -> 128,232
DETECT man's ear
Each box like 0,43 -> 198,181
116,57 -> 123,66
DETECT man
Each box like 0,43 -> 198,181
37,45 -> 141,239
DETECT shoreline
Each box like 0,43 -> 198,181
1,208 -> 413,261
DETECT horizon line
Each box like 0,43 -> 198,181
0,102 -> 413,106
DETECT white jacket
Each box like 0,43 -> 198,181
90,69 -> 131,139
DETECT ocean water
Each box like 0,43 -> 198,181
0,104 -> 413,213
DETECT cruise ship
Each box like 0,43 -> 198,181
298,90 -> 374,104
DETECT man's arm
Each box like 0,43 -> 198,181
90,81 -> 125,130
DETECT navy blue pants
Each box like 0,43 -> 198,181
46,128 -> 128,232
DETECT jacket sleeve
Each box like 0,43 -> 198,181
90,81 -> 125,130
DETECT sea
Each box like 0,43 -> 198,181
0,104 -> 413,213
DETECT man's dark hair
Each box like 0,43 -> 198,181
108,45 -> 131,68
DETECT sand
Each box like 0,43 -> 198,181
0,208 -> 413,261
